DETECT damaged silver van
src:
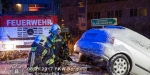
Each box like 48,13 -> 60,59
74,26 -> 150,75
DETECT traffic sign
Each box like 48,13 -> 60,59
61,27 -> 69,33
91,18 -> 117,26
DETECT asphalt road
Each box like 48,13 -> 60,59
0,54 -> 109,75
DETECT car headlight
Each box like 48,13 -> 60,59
74,44 -> 76,50
2,44 -> 14,49
0,41 -> 2,44
74,44 -> 79,52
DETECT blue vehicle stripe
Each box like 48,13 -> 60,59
77,29 -> 109,55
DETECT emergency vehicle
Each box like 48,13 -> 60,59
0,0 -> 61,58
0,15 -> 57,50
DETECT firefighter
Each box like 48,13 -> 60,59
47,24 -> 72,73
61,28 -> 73,55
65,32 -> 73,55
27,34 -> 55,74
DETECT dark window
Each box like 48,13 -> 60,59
93,0 -> 128,4
75,14 -> 78,20
134,9 -> 137,16
94,12 -> 97,18
115,10 -> 118,17
119,10 -> 122,17
107,11 -> 114,18
115,10 -> 122,18
97,12 -> 100,18
94,12 -> 100,19
95,0 -> 102,3
69,14 -> 74,21
111,11 -> 114,17
87,12 -> 93,20
107,11 -> 110,18
90,12 -> 93,19
130,9 -> 138,17
130,9 -> 133,17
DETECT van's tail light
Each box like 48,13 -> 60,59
2,44 -> 14,49
109,37 -> 115,44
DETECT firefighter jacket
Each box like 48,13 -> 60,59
27,42 -> 55,72
61,32 -> 72,43
47,34 -> 70,61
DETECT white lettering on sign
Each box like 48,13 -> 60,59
6,19 -> 53,26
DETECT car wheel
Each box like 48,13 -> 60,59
78,53 -> 93,64
78,53 -> 87,62
107,54 -> 130,75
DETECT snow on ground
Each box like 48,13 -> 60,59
0,56 -> 109,75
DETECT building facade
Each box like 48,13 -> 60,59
0,0 -> 2,14
1,0 -> 61,15
61,0 -> 150,38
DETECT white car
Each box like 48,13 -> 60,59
74,26 -> 150,75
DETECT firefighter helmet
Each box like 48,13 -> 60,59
34,34 -> 47,46
49,24 -> 61,35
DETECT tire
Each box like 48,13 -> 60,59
78,53 -> 95,66
78,53 -> 87,62
107,54 -> 131,75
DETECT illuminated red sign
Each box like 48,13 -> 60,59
1,15 -> 58,27
7,19 -> 53,26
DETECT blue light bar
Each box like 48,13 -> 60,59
104,26 -> 125,29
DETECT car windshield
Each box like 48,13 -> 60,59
80,32 -> 98,41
